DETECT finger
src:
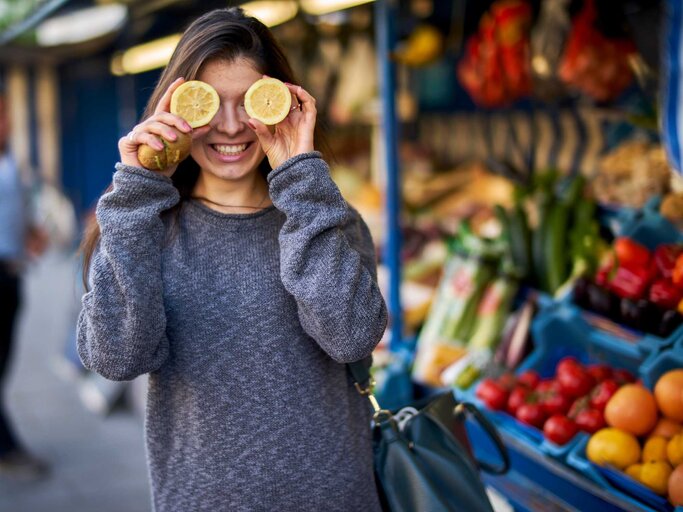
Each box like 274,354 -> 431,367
122,130 -> 164,152
153,112 -> 192,133
247,118 -> 274,149
285,83 -> 316,111
139,120 -> 184,142
155,77 -> 185,115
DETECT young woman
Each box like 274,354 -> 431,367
77,7 -> 387,512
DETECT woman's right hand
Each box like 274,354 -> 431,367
118,77 -> 208,177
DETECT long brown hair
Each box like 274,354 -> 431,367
82,7 -> 310,287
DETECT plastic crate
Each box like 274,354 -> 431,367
565,348 -> 683,512
572,202 -> 683,357
567,436 -> 676,512
618,198 -> 682,251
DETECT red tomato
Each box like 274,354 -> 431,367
517,370 -> 541,389
498,372 -> 518,390
556,357 -> 582,377
574,408 -> 606,434
558,365 -> 595,398
612,368 -> 636,384
586,364 -> 613,383
476,379 -> 509,410
536,379 -> 562,395
539,389 -> 573,416
543,415 -> 579,445
614,237 -> 651,269
589,379 -> 620,412
507,386 -> 531,415
516,403 -> 547,428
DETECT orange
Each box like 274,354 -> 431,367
643,436 -> 669,463
640,460 -> 673,495
586,428 -> 641,470
170,80 -> 220,128
244,77 -> 292,125
655,370 -> 683,422
650,417 -> 682,439
604,384 -> 658,436
668,434 -> 683,466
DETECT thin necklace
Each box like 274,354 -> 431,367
190,190 -> 269,211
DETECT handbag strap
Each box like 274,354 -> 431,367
347,360 -> 510,475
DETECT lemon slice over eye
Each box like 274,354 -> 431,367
170,80 -> 220,128
244,78 -> 292,126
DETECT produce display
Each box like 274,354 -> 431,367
476,358 -> 635,446
586,370 -> 683,507
573,237 -> 683,338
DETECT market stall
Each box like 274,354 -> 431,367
370,0 -> 683,510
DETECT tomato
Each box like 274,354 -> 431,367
539,389 -> 572,416
543,415 -> 579,445
558,364 -> 595,398
586,364 -> 613,383
517,370 -> 541,389
575,408 -> 606,434
498,372 -> 517,390
476,379 -> 509,410
516,403 -> 547,428
612,368 -> 636,385
589,379 -> 620,412
536,379 -> 562,395
556,357 -> 581,376
507,386 -> 531,415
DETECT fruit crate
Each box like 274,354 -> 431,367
565,348 -> 683,512
465,300 -> 645,463
570,202 -> 683,358
567,436 -> 680,512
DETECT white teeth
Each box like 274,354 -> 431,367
214,143 -> 247,155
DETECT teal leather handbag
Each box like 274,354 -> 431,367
349,360 -> 509,512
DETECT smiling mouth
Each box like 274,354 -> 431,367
211,142 -> 251,155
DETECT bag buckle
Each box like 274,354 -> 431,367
354,379 -> 392,420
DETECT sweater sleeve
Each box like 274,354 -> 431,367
268,152 -> 388,363
77,163 -> 179,381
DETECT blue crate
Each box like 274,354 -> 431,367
565,344 -> 683,512
617,197 -> 682,251
567,437 -> 674,512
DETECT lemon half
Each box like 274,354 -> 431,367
170,80 -> 220,128
244,77 -> 292,125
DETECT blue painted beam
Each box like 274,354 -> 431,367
374,0 -> 403,350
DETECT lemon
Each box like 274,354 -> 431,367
643,436 -> 669,463
586,428 -> 641,470
244,77 -> 291,125
639,460 -> 673,495
170,80 -> 220,128
625,463 -> 642,481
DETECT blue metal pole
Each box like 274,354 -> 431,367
374,0 -> 403,350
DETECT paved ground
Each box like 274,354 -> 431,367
0,251 -> 151,512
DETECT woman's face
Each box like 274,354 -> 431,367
191,58 -> 266,181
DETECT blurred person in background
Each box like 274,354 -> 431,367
0,88 -> 49,479
78,7 -> 386,511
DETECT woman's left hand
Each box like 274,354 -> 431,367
247,80 -> 316,170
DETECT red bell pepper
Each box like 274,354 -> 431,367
608,265 -> 651,300
614,237 -> 651,269
649,278 -> 683,310
654,244 -> 683,279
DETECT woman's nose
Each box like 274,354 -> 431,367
211,105 -> 246,136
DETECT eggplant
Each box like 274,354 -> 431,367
586,282 -> 618,318
656,309 -> 683,338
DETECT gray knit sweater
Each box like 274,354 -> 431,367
77,152 -> 387,512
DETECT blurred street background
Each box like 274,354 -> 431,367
0,249 -> 150,512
